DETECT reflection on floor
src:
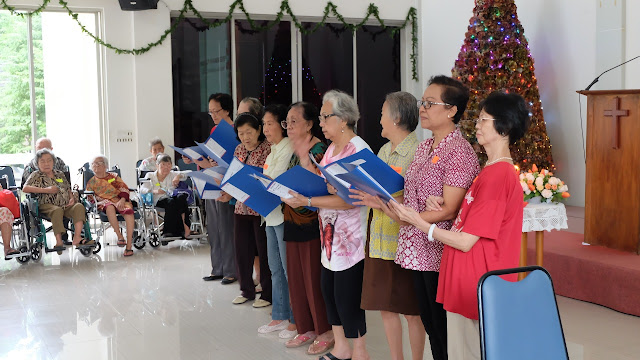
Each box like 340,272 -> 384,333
1,239 -> 639,360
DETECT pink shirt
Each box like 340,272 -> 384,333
318,136 -> 371,271
395,128 -> 479,271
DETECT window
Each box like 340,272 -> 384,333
0,10 -> 103,183
170,17 -> 401,154
171,18 -> 231,147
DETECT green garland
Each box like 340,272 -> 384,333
1,0 -> 419,80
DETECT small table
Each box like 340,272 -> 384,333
519,202 -> 569,280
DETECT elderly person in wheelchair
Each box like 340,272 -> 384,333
1,182 -> 20,259
22,149 -> 93,251
86,155 -> 135,257
140,154 -> 191,238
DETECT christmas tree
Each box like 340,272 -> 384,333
452,0 -> 554,170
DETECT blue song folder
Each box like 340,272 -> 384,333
309,154 -> 358,206
336,164 -> 397,203
220,158 -> 282,217
168,145 -> 205,161
188,171 -> 222,200
203,120 -> 240,167
250,165 -> 330,211
331,148 -> 404,195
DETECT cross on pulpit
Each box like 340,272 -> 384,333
603,96 -> 629,149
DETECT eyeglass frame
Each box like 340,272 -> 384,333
416,100 -> 452,109
473,117 -> 497,125
280,118 -> 300,129
318,113 -> 337,123
208,108 -> 224,116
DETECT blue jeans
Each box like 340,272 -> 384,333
266,224 -> 294,322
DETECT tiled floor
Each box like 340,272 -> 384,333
2,225 -> 640,359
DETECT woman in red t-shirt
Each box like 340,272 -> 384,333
388,91 -> 531,360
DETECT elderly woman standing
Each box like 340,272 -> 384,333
377,76 -> 479,360
23,149 -> 91,249
390,92 -> 530,360
140,154 -> 190,238
280,102 -> 334,353
285,90 -> 370,360
86,155 -> 135,256
257,104 -> 297,337
350,92 -> 425,360
221,113 -> 272,308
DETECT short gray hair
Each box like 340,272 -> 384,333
240,97 -> 264,119
92,155 -> 109,168
35,148 -> 56,167
149,137 -> 164,149
385,91 -> 419,132
156,153 -> 172,165
322,90 -> 360,130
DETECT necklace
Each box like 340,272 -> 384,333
485,156 -> 513,166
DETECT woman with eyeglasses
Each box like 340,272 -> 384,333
256,104 -> 298,338
196,93 -> 238,285
376,75 -> 480,360
349,92 -> 425,360
389,91 -> 530,360
279,102 -> 334,354
283,91 -> 370,360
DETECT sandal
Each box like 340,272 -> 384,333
78,239 -> 96,246
308,338 -> 335,355
318,353 -> 351,360
123,248 -> 134,257
117,239 -> 126,247
4,249 -> 20,260
285,332 -> 316,348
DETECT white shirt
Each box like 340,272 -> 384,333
263,137 -> 294,226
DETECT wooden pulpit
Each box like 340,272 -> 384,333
577,89 -> 640,253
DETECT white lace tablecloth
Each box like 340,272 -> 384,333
522,203 -> 568,232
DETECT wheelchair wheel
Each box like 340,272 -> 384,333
30,244 -> 42,262
79,247 -> 92,257
149,233 -> 160,248
16,246 -> 30,264
133,234 -> 145,250
92,242 -> 102,254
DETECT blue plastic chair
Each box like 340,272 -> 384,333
477,266 -> 569,360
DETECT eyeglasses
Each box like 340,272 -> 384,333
281,118 -> 301,129
318,113 -> 336,123
473,117 -> 497,125
208,108 -> 224,116
91,162 -> 105,167
417,100 -> 452,109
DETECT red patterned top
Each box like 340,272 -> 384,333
395,128 -> 479,271
233,140 -> 271,216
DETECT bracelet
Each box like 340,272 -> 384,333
308,197 -> 312,207
428,223 -> 437,242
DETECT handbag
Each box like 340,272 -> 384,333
171,181 -> 194,205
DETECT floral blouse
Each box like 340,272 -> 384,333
395,128 -> 479,272
86,172 -> 133,214
24,170 -> 73,207
233,140 -> 271,216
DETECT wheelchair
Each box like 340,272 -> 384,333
136,160 -> 207,249
0,166 -> 31,263
20,166 -> 98,258
78,164 -> 145,250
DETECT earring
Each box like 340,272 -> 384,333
447,115 -> 451,118
341,128 -> 345,133
393,122 -> 398,126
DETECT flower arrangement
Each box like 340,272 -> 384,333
519,164 -> 570,203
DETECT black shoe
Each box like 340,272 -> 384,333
221,277 -> 237,285
203,275 -> 224,281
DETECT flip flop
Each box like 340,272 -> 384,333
308,339 -> 336,355
4,249 -> 20,260
123,249 -> 134,257
77,239 -> 96,247
285,332 -> 316,348
117,239 -> 126,247
318,352 -> 351,360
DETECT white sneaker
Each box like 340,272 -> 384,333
252,298 -> 271,308
278,328 -> 297,339
232,295 -> 249,305
258,320 -> 289,334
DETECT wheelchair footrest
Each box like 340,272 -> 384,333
5,251 -> 29,260
45,247 -> 67,253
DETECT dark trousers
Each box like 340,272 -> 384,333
286,239 -> 331,335
321,260 -> 366,339
206,200 -> 236,278
413,270 -> 448,360
233,214 -> 271,302
156,194 -> 190,236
